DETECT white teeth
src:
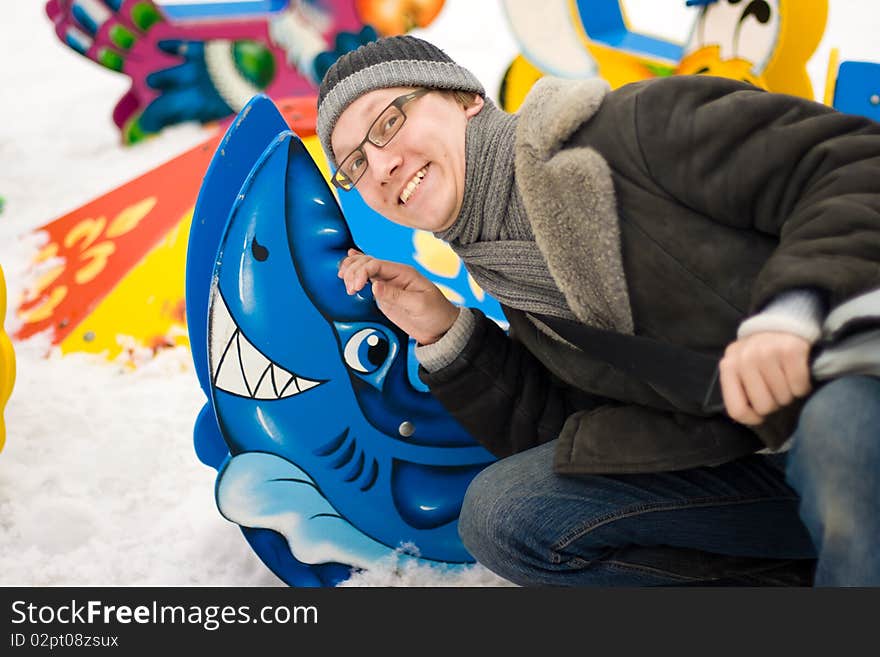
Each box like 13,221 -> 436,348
208,290 -> 323,400
296,377 -> 320,392
271,364 -> 294,396
209,284 -> 237,376
213,333 -> 250,397
278,371 -> 299,396
236,331 -> 271,395
252,367 -> 277,399
400,167 -> 427,204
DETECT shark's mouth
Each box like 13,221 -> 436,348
209,289 -> 324,400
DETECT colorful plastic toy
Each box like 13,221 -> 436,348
45,0 -> 370,143
155,1 -> 289,22
499,0 -> 683,110
501,0 -> 830,109
1,265 -> 15,452
186,95 -> 497,586
677,0 -> 828,99
45,0 -> 447,143
829,59 -> 880,122
569,0 -> 685,89
16,96 -> 316,361
573,0 -> 684,62
16,138 -> 212,359
353,0 -> 445,37
500,0 -> 599,80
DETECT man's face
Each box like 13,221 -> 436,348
330,87 -> 484,233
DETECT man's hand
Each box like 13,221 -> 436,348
338,249 -> 459,345
719,332 -> 813,425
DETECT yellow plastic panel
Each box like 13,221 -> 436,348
59,211 -> 192,360
0,265 -> 16,452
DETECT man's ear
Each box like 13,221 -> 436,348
465,94 -> 485,119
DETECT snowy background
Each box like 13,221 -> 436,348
0,1 -> 876,586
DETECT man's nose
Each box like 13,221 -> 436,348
366,143 -> 402,183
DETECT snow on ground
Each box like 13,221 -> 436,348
0,1 -> 875,587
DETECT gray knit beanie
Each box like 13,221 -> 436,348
316,36 -> 485,167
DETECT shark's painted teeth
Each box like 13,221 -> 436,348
209,289 -> 322,399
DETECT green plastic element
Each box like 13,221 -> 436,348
0,196 -> 5,215
122,115 -> 151,146
644,62 -> 677,78
132,2 -> 162,32
232,41 -> 276,90
110,24 -> 136,50
98,48 -> 124,72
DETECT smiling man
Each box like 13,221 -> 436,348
318,36 -> 880,586
330,86 -> 480,232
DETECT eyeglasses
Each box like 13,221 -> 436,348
331,88 -> 431,191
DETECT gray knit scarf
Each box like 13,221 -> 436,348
434,100 -> 578,321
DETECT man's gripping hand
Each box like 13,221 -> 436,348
337,249 -> 459,345
719,331 -> 812,425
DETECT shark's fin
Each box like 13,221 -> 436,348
217,452 -> 410,570
193,403 -> 229,469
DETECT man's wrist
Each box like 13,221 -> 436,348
415,307 -> 475,372
419,305 -> 462,346
738,289 -> 825,344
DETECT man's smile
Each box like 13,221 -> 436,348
399,164 -> 429,205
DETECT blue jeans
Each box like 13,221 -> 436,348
785,376 -> 880,586
458,376 -> 880,586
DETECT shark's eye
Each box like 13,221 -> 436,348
343,328 -> 391,374
252,237 -> 269,261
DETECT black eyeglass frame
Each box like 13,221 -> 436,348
331,88 -> 431,191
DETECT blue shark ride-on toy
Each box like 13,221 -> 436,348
185,95 -> 498,586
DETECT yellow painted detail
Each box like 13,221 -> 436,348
1,265 -> 16,452
567,0 -> 666,89
75,242 -> 117,285
582,41 -> 659,88
824,47 -> 840,107
106,197 -> 158,238
60,210 -> 193,359
467,274 -> 485,302
21,263 -> 65,304
762,0 -> 828,101
17,285 -> 67,324
500,54 -> 545,113
412,230 -> 461,279
434,283 -> 464,306
64,216 -> 106,250
34,241 -> 59,263
677,46 -> 769,89
303,135 -> 333,186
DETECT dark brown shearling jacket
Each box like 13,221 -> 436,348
420,75 -> 880,475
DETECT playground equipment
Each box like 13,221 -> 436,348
500,0 -> 836,109
45,0 -> 446,143
0,265 -> 15,452
675,0 -> 827,100
185,95 -> 497,585
16,97 -> 317,360
826,54 -> 880,122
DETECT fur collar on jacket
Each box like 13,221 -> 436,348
515,77 -> 634,334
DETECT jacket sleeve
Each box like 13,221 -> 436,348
632,75 -> 880,310
417,308 -> 604,458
